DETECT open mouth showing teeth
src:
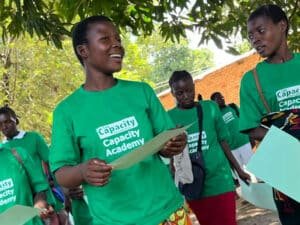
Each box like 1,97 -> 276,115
110,54 -> 122,59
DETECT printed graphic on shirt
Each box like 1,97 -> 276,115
222,112 -> 235,124
0,178 -> 15,206
96,116 -> 145,157
187,131 -> 209,153
276,85 -> 300,111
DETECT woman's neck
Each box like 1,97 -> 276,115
84,70 -> 116,91
7,130 -> 19,140
266,44 -> 293,64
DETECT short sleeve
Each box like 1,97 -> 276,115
212,102 -> 231,143
50,104 -> 81,173
35,133 -> 50,162
239,71 -> 265,133
16,147 -> 49,193
142,83 -> 175,135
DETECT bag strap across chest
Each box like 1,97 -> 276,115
252,68 -> 271,114
196,103 -> 203,154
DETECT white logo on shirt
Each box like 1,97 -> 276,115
96,117 -> 144,157
188,131 -> 209,153
276,85 -> 300,101
0,178 -> 16,206
276,85 -> 300,110
96,116 -> 138,139
223,112 -> 235,124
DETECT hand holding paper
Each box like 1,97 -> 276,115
159,131 -> 187,157
80,159 -> 112,186
246,126 -> 300,203
0,205 -> 39,225
110,125 -> 192,170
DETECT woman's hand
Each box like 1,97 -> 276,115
34,200 -> 54,219
159,132 -> 187,158
237,170 -> 251,185
79,159 -> 112,186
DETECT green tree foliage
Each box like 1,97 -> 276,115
135,32 -> 213,92
116,34 -> 154,86
0,37 -> 83,139
230,40 -> 252,55
1,0 -> 299,51
0,34 -> 213,139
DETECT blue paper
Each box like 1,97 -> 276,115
246,126 -> 300,202
239,180 -> 277,211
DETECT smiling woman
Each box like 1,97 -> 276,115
49,15 -> 190,225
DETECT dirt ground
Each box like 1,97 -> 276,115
189,198 -> 281,225
236,198 -> 281,225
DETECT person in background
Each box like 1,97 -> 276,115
49,15 -> 189,225
210,92 -> 253,168
168,70 -> 250,225
0,106 -> 70,224
0,106 -> 49,167
239,4 -> 300,225
197,94 -> 203,101
0,145 -> 53,224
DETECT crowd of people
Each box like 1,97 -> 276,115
0,3 -> 298,225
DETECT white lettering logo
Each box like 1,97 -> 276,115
0,178 -> 16,206
223,112 -> 234,124
188,131 -> 209,153
276,85 -> 300,101
96,116 -> 138,139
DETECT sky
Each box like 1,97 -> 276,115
186,30 -> 242,66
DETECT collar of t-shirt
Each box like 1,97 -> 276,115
2,130 -> 26,143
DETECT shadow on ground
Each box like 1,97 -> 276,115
236,198 -> 281,225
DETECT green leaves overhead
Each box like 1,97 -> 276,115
0,0 -> 70,48
0,0 -> 299,50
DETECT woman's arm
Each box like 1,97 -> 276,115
55,159 -> 112,188
220,141 -> 250,184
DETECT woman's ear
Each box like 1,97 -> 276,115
76,45 -> 88,60
279,20 -> 288,35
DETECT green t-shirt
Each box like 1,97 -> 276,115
0,146 -> 49,225
168,100 -> 234,197
239,53 -> 300,132
220,105 -> 249,149
1,132 -> 61,211
2,131 -> 49,164
71,199 -> 93,225
50,79 -> 183,225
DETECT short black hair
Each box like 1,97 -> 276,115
197,94 -> 203,101
72,15 -> 112,66
169,70 -> 193,87
0,106 -> 19,124
248,4 -> 289,36
210,92 -> 221,100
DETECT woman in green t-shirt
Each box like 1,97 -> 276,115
0,145 -> 54,225
168,70 -> 250,225
239,4 -> 300,225
50,15 -> 190,225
